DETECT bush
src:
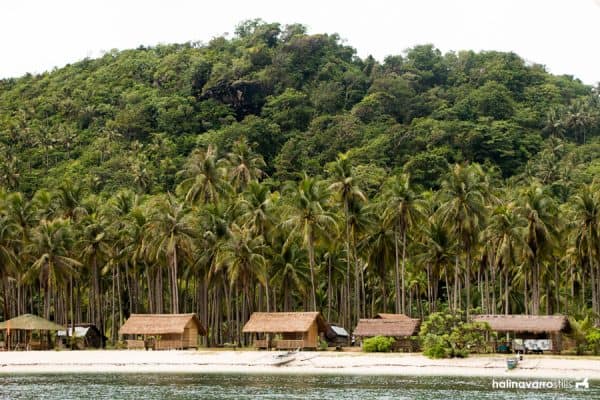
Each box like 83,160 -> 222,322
586,329 -> 600,355
363,336 -> 395,352
420,311 -> 493,359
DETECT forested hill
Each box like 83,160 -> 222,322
1,20 -> 598,196
4,20 -> 600,342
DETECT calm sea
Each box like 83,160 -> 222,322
0,373 -> 598,399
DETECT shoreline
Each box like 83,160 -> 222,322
1,350 -> 600,378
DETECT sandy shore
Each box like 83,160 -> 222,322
1,350 -> 599,378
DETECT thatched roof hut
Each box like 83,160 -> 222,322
243,312 -> 330,349
0,314 -> 64,331
353,317 -> 421,338
472,315 -> 570,334
119,314 -> 206,349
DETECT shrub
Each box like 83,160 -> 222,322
420,311 -> 493,359
586,329 -> 600,355
363,336 -> 395,352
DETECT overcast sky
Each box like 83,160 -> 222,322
2,0 -> 599,85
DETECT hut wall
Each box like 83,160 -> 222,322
302,320 -> 319,348
182,320 -> 198,348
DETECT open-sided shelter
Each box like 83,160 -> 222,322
243,312 -> 330,350
119,313 -> 206,350
0,314 -> 64,350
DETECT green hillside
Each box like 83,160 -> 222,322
1,20 -> 600,347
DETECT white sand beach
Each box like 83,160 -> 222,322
1,350 -> 599,378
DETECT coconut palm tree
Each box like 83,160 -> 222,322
24,218 -> 81,320
520,184 -> 557,315
80,210 -> 111,335
361,211 -> 395,314
569,183 -> 600,319
226,137 -> 266,192
215,223 -> 267,345
146,194 -> 196,314
382,174 -> 422,314
485,201 -> 526,314
177,145 -> 231,205
270,241 -> 309,312
415,215 -> 456,313
282,174 -> 336,310
438,163 -> 488,315
0,205 -> 17,320
327,152 -> 366,324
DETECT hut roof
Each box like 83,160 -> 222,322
119,314 -> 206,335
243,312 -> 329,333
57,324 -> 104,338
472,315 -> 570,333
0,314 -> 64,331
376,313 -> 413,320
354,318 -> 420,337
330,325 -> 349,337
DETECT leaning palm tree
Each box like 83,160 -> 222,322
145,194 -> 196,314
24,218 -> 81,320
382,173 -> 421,314
437,163 -> 488,315
282,174 -> 336,310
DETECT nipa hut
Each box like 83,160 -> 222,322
57,324 -> 106,349
0,314 -> 64,350
472,314 -> 571,353
119,314 -> 206,350
243,312 -> 331,350
354,313 -> 421,351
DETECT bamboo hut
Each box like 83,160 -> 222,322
354,314 -> 421,351
243,312 -> 330,350
0,314 -> 65,350
472,314 -> 571,353
119,314 -> 206,350
57,324 -> 106,349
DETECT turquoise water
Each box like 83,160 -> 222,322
0,373 -> 598,399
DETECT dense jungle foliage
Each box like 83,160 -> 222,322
1,20 -> 600,346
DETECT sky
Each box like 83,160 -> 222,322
1,0 -> 599,85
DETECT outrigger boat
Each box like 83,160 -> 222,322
250,350 -> 298,366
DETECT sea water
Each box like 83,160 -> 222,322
0,373 -> 598,399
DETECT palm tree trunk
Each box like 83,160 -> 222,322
504,268 -> 509,315
171,246 -> 179,314
394,227 -> 401,314
453,254 -> 459,312
307,231 -> 317,311
327,256 -> 332,321
401,229 -> 407,315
